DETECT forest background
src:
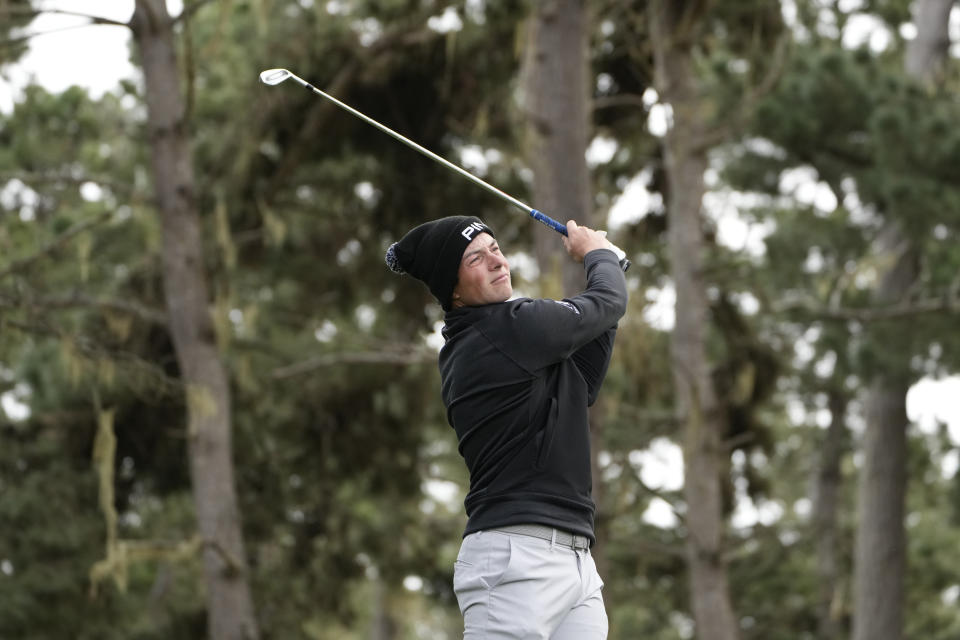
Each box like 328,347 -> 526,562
2,0 -> 960,639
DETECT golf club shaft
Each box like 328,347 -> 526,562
264,69 -> 629,270
280,72 -> 568,235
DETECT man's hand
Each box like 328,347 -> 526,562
562,220 -> 615,263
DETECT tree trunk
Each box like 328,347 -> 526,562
852,3 -> 952,640
813,392 -> 847,640
851,224 -> 918,640
130,2 -> 259,638
520,0 -> 611,581
649,2 -> 740,639
852,373 -> 909,640
905,0 -> 955,78
370,577 -> 397,640
521,0 -> 594,295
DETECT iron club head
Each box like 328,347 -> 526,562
259,68 -> 293,85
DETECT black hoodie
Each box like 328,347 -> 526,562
439,249 -> 628,543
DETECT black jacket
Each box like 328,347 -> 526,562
439,249 -> 628,543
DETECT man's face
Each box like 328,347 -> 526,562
452,232 -> 512,308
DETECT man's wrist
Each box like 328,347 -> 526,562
583,247 -> 617,261
583,247 -> 631,272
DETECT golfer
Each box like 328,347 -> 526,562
385,215 -> 627,638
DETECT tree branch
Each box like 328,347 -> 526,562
593,93 -> 650,111
271,347 -> 436,379
0,291 -> 167,326
0,210 -> 113,281
724,431 -> 756,451
202,537 -> 243,577
773,296 -> 960,322
171,0 -> 219,25
692,34 -> 791,153
2,318 -> 183,397
0,11 -> 130,51
630,470 -> 683,512
0,171 -> 133,198
633,537 -> 686,559
0,7 -> 130,27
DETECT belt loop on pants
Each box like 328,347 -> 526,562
491,524 -> 591,551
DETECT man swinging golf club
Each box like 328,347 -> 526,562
386,215 -> 628,638
261,70 -> 627,634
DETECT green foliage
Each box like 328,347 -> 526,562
0,0 -> 35,65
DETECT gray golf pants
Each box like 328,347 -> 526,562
453,528 -> 608,639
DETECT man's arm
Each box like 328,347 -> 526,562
563,222 -> 625,403
474,221 -> 627,374
490,247 -> 626,373
571,325 -> 617,406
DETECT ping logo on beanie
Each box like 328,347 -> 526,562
461,221 -> 486,240
385,216 -> 495,311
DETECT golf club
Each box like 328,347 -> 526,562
260,68 -> 629,271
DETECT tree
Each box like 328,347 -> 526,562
648,1 -> 741,637
717,1 -> 960,636
520,0 -> 595,295
853,2 -> 956,640
130,1 -> 259,637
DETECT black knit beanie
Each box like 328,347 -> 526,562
384,216 -> 495,311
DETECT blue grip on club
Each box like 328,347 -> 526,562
530,209 -> 631,272
530,209 -> 568,236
